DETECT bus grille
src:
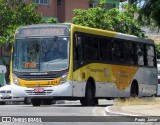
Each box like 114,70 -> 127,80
24,84 -> 53,88
20,74 -> 56,80
25,90 -> 53,95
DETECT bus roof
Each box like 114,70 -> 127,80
16,23 -> 154,44
71,24 -> 154,44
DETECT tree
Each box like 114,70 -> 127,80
72,0 -> 145,37
138,0 -> 160,31
0,0 -> 43,45
156,44 -> 160,59
137,0 -> 160,58
43,17 -> 58,23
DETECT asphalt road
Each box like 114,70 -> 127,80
0,100 -> 158,125
0,100 -> 114,116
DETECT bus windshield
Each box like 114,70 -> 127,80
13,37 -> 69,72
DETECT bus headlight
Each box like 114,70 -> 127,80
12,74 -> 20,86
60,73 -> 68,84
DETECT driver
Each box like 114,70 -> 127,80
27,44 -> 40,62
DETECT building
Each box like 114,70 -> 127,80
24,0 -> 125,23
0,0 -> 126,66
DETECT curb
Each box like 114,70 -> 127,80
105,106 -> 139,116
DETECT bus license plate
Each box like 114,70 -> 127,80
34,88 -> 44,93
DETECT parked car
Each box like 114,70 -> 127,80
0,65 -> 6,87
0,65 -> 29,105
0,65 -> 7,105
0,85 -> 25,105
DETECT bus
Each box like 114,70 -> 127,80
4,24 -> 157,106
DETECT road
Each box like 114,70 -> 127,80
0,99 -> 158,125
0,100 -> 114,116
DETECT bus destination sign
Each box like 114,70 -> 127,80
18,27 -> 69,37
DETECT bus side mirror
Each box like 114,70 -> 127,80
6,35 -> 13,51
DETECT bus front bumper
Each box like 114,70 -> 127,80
0,82 -> 73,98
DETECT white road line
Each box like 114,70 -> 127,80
105,107 -> 139,116
92,107 -> 99,116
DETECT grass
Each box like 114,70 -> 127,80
115,97 -> 160,106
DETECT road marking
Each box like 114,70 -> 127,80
105,107 -> 138,116
92,107 -> 106,116
92,107 -> 98,116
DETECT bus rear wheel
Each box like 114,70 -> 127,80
31,99 -> 41,106
130,83 -> 138,97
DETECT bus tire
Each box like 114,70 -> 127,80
31,99 -> 41,106
85,81 -> 96,106
130,82 -> 138,97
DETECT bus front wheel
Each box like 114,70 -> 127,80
31,99 -> 41,106
86,83 -> 96,106
81,81 -> 96,106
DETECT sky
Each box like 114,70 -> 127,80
119,0 -> 145,11
120,0 -> 145,6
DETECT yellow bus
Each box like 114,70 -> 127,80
4,24 -> 157,106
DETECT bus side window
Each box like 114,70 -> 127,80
136,43 -> 144,66
146,45 -> 155,67
84,36 -> 98,61
123,42 -> 135,65
73,33 -> 84,69
99,38 -> 112,62
112,41 -> 124,63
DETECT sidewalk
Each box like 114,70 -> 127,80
105,105 -> 160,116
105,97 -> 160,116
